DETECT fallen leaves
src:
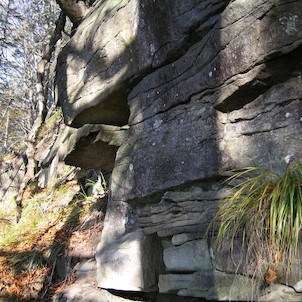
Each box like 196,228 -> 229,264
0,181 -> 104,301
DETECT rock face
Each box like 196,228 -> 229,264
36,118 -> 128,187
56,0 -> 302,300
40,123 -> 127,171
111,1 -> 302,202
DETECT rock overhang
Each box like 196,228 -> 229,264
52,1 -> 302,299
55,0 -> 238,128
40,123 -> 128,171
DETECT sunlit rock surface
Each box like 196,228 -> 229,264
56,0 -> 302,300
40,123 -> 127,171
111,1 -> 302,202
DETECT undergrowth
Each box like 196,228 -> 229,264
0,180 -> 104,301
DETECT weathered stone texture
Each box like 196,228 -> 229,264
56,0 -> 302,300
56,0 -> 233,127
136,187 -> 229,238
111,0 -> 302,203
96,228 -> 163,291
159,271 -> 258,301
40,123 -> 127,171
163,240 -> 212,272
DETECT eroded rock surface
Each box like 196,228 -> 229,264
111,0 -> 302,202
41,123 -> 127,171
56,0 -> 302,301
56,0 -> 232,127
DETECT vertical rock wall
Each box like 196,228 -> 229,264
56,0 -> 302,300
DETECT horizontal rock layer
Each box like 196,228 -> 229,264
136,187 -> 230,239
56,0 -> 302,300
110,0 -> 302,203
40,123 -> 128,170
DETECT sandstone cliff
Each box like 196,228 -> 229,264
50,0 -> 302,300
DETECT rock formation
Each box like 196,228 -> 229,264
54,0 -> 302,300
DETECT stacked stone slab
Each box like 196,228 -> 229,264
136,186 -> 258,300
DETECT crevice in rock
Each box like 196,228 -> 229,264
127,175 -> 226,208
65,131 -> 119,170
241,124 -> 291,137
215,44 -> 302,113
223,98 -> 300,124
127,0 -> 233,98
71,87 -> 131,127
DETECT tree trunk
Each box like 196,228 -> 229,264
4,111 -> 9,150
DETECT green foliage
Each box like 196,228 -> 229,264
213,161 -> 302,264
0,182 -> 79,248
0,197 -> 44,247
78,171 -> 108,202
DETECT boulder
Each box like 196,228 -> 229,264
96,198 -> 163,292
96,229 -> 163,291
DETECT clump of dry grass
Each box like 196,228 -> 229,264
212,161 -> 302,281
0,180 -> 99,301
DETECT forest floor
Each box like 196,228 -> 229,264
0,180 -> 106,302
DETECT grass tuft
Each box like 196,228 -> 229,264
212,161 -> 302,278
0,180 -> 101,301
